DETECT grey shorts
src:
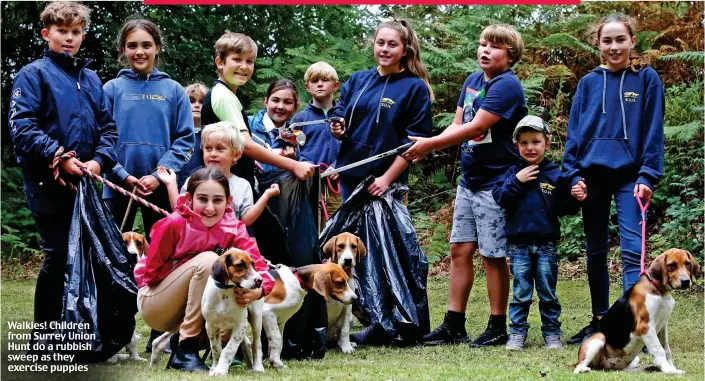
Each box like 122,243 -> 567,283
449,185 -> 508,258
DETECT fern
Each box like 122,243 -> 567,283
660,51 -> 705,64
664,122 -> 701,141
543,33 -> 599,56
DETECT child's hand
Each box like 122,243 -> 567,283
59,157 -> 86,176
157,166 -> 176,186
291,161 -> 315,180
125,175 -> 143,192
403,136 -> 435,163
515,165 -> 539,183
330,119 -> 346,139
234,287 -> 263,307
367,176 -> 391,197
324,166 -> 339,181
138,175 -> 160,196
571,179 -> 587,201
634,183 -> 652,201
84,160 -> 101,175
282,146 -> 296,159
263,184 -> 280,198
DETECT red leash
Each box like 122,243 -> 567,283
318,163 -> 340,221
637,197 -> 650,276
51,147 -> 170,217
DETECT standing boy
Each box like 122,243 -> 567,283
404,24 -> 527,347
492,115 -> 578,350
8,1 -> 118,336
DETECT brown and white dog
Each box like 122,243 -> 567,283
245,263 -> 357,369
574,248 -> 700,374
322,233 -> 367,353
106,232 -> 150,363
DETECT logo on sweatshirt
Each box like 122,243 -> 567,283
122,94 -> 167,101
380,97 -> 395,109
624,91 -> 639,103
13,88 -> 21,98
540,182 -> 555,195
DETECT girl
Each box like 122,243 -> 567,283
329,18 -> 434,345
135,166 -> 273,372
103,18 -> 194,238
562,13 -> 665,345
249,79 -> 301,173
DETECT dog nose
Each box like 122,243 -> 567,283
343,258 -> 353,267
680,278 -> 690,288
254,278 -> 262,288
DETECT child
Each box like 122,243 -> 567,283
134,166 -> 274,372
7,1 -> 118,334
159,121 -> 280,226
404,24 -> 527,347
200,32 -> 314,190
292,62 -> 342,223
562,13 -> 664,345
329,18 -> 434,346
102,18 -> 194,238
492,115 -> 578,350
249,79 -> 302,173
178,82 -> 209,188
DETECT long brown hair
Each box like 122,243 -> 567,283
117,17 -> 163,67
590,13 -> 649,72
375,18 -> 435,101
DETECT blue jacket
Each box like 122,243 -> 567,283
8,50 -> 118,213
177,128 -> 203,189
492,159 -> 579,244
562,65 -> 664,190
290,101 -> 341,166
103,68 -> 194,199
248,109 -> 300,173
332,67 -> 432,183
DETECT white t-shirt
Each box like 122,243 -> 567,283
181,174 -> 254,219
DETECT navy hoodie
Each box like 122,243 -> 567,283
290,101 -> 341,166
562,65 -> 664,190
8,50 -> 118,213
332,67 -> 432,184
492,159 -> 579,244
103,68 -> 195,199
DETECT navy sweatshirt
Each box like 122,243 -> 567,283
332,67 -> 432,184
492,159 -> 579,244
562,65 -> 665,190
290,101 -> 341,166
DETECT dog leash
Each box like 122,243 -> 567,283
318,162 -> 340,221
637,196 -> 650,277
51,147 -> 170,217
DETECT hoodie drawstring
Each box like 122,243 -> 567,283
349,72 -> 377,132
376,76 -> 391,125
601,71 -> 606,115
619,70 -> 627,141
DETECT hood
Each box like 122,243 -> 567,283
592,65 -> 629,140
116,67 -> 171,81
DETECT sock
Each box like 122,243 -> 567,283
444,311 -> 466,332
489,314 -> 507,329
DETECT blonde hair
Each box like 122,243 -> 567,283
41,1 -> 90,30
215,32 -> 257,63
185,82 -> 208,102
375,18 -> 434,101
479,24 -> 525,67
201,121 -> 245,156
304,62 -> 339,83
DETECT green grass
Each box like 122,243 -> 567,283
1,276 -> 703,380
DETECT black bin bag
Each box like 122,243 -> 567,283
254,169 -> 327,360
319,177 -> 430,343
32,177 -> 138,362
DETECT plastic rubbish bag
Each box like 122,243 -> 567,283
319,177 -> 430,343
32,177 -> 138,362
255,169 -> 327,359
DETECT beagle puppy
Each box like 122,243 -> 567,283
575,248 -> 700,374
106,232 -> 149,363
244,263 -> 356,369
149,249 -> 266,375
322,233 -> 367,353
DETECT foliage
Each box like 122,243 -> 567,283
0,168 -> 41,260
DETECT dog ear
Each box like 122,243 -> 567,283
355,236 -> 367,264
211,254 -> 232,286
311,270 -> 331,301
322,236 -> 337,260
650,252 -> 668,284
686,250 -> 701,282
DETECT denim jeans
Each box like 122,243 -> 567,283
508,242 -> 562,336
582,176 -> 642,316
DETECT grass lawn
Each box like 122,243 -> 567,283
1,275 -> 703,380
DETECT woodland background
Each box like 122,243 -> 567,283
1,2 -> 702,268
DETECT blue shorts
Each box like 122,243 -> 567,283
449,186 -> 508,258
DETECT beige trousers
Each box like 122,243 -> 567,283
137,251 -> 219,341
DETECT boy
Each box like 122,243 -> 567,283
200,31 -> 315,190
161,121 -> 280,226
177,82 -> 209,188
492,115 -> 578,350
290,62 -> 342,224
7,2 -> 117,335
404,24 -> 527,347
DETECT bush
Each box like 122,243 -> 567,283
1,167 -> 41,260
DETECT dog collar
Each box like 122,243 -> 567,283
213,280 -> 235,289
644,272 -> 660,289
290,268 -> 306,288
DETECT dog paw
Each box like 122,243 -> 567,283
106,355 -> 119,364
574,365 -> 591,374
209,367 -> 228,377
271,361 -> 287,369
662,368 -> 685,375
250,364 -> 265,373
340,344 -> 355,354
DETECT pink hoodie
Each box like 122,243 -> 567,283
134,198 -> 273,295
